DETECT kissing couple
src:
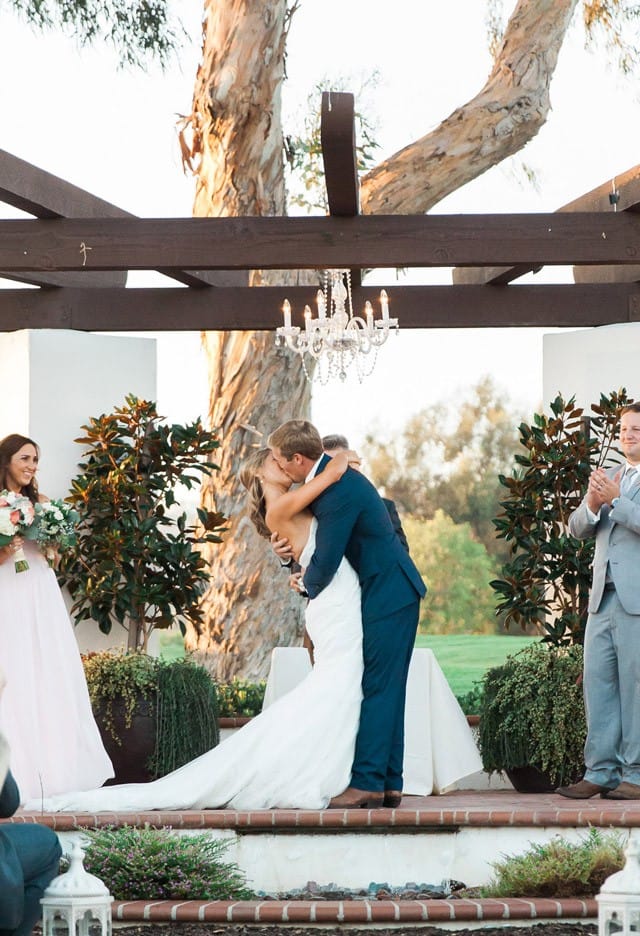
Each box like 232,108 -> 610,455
29,420 -> 426,813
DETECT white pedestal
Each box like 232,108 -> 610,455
543,323 -> 640,411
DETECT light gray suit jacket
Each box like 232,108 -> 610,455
569,467 -> 640,614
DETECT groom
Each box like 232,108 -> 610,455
269,419 -> 426,808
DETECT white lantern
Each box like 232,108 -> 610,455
597,834 -> 640,936
41,841 -> 113,936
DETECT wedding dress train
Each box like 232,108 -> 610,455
29,520 -> 363,812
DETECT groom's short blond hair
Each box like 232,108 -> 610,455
268,420 -> 323,460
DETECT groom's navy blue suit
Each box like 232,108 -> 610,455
303,456 -> 426,793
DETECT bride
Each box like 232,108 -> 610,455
27,447 -> 362,812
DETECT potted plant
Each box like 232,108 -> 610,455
83,651 -> 220,783
481,389 -> 632,790
478,642 -> 586,792
59,394 -> 227,652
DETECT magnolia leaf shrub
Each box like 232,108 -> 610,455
492,389 -> 631,645
60,395 -> 227,651
80,825 -> 254,900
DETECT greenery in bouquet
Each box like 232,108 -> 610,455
59,395 -> 227,652
0,490 -> 36,572
77,824 -> 254,900
34,499 -> 80,566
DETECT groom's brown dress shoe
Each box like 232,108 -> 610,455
556,779 -> 612,799
602,781 -> 640,800
383,790 -> 403,808
328,787 -> 384,809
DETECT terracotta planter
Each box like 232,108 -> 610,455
95,697 -> 157,784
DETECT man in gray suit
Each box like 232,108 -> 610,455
558,403 -> 640,800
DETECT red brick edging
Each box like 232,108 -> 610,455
112,897 -> 597,924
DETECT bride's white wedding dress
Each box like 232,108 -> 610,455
29,520 -> 363,812
0,540 -> 114,802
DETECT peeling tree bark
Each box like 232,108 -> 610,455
361,0 -> 578,213
192,0 -> 579,680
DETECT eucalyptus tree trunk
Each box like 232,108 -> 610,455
191,0 -> 578,680
184,0 -> 312,680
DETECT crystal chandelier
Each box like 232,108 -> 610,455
275,269 -> 399,383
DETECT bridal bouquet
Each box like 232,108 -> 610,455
34,499 -> 80,567
0,490 -> 36,572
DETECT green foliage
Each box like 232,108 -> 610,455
481,828 -> 624,898
405,511 -> 498,634
8,0 -> 182,68
59,395 -> 227,651
455,683 -> 483,715
80,825 -> 254,900
82,651 -> 219,779
491,389 -> 631,646
152,657 -> 219,778
82,650 -> 157,741
478,642 -> 586,786
216,678 -> 267,717
364,377 -> 522,562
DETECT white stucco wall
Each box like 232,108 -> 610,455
0,329 -> 156,652
543,323 -> 640,412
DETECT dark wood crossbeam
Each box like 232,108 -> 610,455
0,213 -> 639,272
0,149 -> 245,290
321,92 -> 359,217
566,164 -> 640,284
321,90 -> 361,287
455,163 -> 640,287
1,283 -> 638,331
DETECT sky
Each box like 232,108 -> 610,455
1,1 -> 639,451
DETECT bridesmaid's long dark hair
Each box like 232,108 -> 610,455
0,434 -> 40,505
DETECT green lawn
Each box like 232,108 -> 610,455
415,633 -> 539,697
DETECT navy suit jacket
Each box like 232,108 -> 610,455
0,771 -> 23,929
303,456 -> 426,623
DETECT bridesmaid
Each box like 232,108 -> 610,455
0,433 -> 113,802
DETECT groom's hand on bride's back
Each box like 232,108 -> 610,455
270,531 -> 294,567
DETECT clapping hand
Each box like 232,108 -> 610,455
587,468 -> 620,511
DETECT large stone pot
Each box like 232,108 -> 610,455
94,697 -> 157,784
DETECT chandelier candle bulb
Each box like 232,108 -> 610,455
316,290 -> 326,319
282,299 -> 292,329
365,302 -> 374,329
380,289 -> 389,322
304,305 -> 312,336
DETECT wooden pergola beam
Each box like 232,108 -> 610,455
1,283 -> 638,331
454,163 -> 640,287
0,149 -> 246,290
0,213 -> 639,272
321,90 -> 361,287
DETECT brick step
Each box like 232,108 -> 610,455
16,791 -> 633,898
112,896 -> 597,926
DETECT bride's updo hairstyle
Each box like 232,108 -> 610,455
0,433 -> 40,505
239,447 -> 271,539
